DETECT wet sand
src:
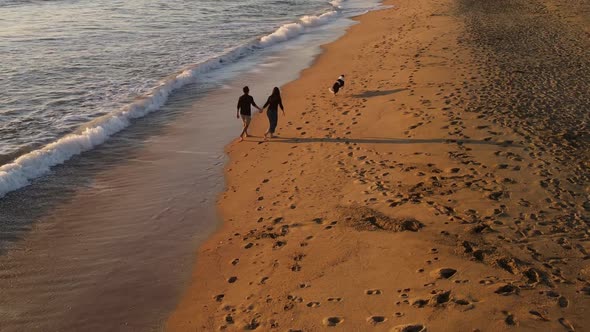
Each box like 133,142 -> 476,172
167,0 -> 590,331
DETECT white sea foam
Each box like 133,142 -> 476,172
330,0 -> 345,9
259,11 -> 338,46
0,8 -> 344,198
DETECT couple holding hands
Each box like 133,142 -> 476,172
236,86 -> 284,141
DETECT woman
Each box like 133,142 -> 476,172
262,87 -> 285,138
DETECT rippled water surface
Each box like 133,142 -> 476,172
0,0 -> 334,159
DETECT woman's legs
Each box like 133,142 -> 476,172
267,109 -> 278,137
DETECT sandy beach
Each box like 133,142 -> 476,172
167,0 -> 590,331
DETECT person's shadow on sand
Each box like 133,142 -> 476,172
352,88 -> 408,98
257,136 -> 517,147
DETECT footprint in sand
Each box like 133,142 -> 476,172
391,323 -> 427,332
411,299 -> 428,308
558,317 -> 575,331
503,311 -> 517,326
558,296 -> 569,308
494,284 -> 519,296
312,218 -> 324,224
367,316 -> 387,325
366,289 -> 382,295
529,310 -> 549,321
327,297 -> 342,302
324,222 -> 337,230
307,301 -> 320,308
479,276 -> 498,285
224,313 -> 235,325
322,317 -> 344,327
430,268 -> 457,279
453,279 -> 470,284
243,318 -> 260,330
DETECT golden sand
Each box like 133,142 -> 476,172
168,0 -> 590,330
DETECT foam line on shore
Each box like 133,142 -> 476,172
0,6 -> 347,198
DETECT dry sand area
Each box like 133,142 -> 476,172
168,0 -> 590,331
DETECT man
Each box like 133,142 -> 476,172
329,74 -> 345,95
236,86 -> 262,141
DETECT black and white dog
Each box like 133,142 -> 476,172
329,75 -> 345,95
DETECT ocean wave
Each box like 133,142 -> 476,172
260,11 -> 339,46
0,8 -> 344,198
330,0 -> 345,9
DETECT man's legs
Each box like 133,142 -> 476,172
240,115 -> 251,141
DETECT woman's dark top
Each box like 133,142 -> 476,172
238,94 -> 258,116
263,95 -> 284,112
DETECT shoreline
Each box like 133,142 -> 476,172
0,7 -> 373,331
167,0 -> 590,330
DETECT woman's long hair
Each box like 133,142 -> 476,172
270,87 -> 281,101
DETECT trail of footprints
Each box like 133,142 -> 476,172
214,3 -> 588,330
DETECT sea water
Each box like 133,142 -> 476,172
0,0 -> 381,197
